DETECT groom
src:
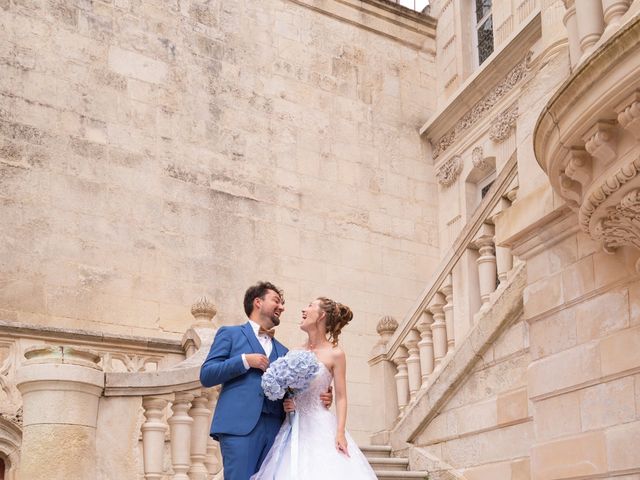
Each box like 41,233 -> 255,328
200,281 -> 331,480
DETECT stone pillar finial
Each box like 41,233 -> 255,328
191,297 -> 218,326
376,316 -> 399,345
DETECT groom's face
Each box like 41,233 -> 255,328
259,289 -> 285,327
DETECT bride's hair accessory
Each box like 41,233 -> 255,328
316,297 -> 353,345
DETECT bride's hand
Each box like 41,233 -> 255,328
336,433 -> 349,457
283,398 -> 296,413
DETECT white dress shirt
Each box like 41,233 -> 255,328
241,320 -> 273,370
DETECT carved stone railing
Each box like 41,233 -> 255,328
561,0 -> 638,67
11,298 -> 222,480
535,8 -> 640,271
368,154 -> 519,443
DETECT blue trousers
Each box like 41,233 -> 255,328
218,413 -> 283,480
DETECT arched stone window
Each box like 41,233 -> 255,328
0,417 -> 21,480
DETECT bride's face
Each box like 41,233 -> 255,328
300,299 -> 323,332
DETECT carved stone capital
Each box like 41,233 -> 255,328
490,105 -> 519,143
436,155 -> 463,187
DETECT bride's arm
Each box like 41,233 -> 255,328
333,348 -> 350,456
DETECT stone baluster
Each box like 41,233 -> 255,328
204,389 -> 223,477
189,390 -> 212,480
575,0 -> 605,59
168,392 -> 195,480
416,310 -> 435,385
440,274 -> 455,352
392,346 -> 410,414
403,329 -> 422,401
428,293 -> 447,366
602,0 -> 631,32
142,397 -> 169,480
562,0 -> 582,67
475,226 -> 498,310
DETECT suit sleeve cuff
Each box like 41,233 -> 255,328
241,353 -> 250,370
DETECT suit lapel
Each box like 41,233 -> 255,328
241,322 -> 265,355
272,339 -> 286,359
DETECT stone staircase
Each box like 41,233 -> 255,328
362,445 -> 429,480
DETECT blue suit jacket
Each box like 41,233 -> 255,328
200,322 -> 288,440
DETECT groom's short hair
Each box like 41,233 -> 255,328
244,281 -> 284,317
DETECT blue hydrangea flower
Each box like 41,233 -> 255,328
261,350 -> 320,401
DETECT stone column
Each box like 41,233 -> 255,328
575,0 -> 605,58
168,392 -> 194,480
189,391 -> 211,480
440,274 -> 455,351
369,316 -> 400,442
602,0 -> 631,32
403,329 -> 422,401
476,233 -> 498,309
392,346 -> 409,414
496,243 -> 513,286
142,396 -> 169,480
16,346 -> 104,480
562,1 -> 581,67
429,293 -> 447,366
416,310 -> 434,385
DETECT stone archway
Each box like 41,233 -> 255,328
0,417 -> 21,480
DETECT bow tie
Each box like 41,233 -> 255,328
258,327 -> 275,339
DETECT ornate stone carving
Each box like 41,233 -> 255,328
584,121 -> 617,163
0,344 -> 19,411
578,156 -> 640,234
102,352 -> 163,373
436,155 -> 463,187
432,53 -> 531,159
617,91 -> 640,140
376,316 -> 399,336
489,105 -> 519,142
594,189 -> 640,264
564,148 -> 592,187
191,296 -> 217,325
472,146 -> 489,170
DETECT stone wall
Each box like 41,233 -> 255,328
524,227 -> 640,479
414,315 -> 532,478
0,0 -> 438,441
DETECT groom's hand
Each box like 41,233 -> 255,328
245,353 -> 269,371
320,386 -> 333,408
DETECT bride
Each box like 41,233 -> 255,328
251,297 -> 377,479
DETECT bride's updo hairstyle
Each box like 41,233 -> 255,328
317,297 -> 353,346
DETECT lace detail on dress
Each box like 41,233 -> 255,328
293,362 -> 332,414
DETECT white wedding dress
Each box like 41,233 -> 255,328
251,361 -> 377,479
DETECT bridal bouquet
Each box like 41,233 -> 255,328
261,350 -> 319,401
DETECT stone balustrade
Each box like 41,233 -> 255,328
562,0 -> 637,67
12,297 -> 222,480
535,9 -> 640,271
368,156 -> 519,443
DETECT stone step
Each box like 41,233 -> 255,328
374,470 -> 429,480
360,444 -> 393,459
367,457 -> 409,471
